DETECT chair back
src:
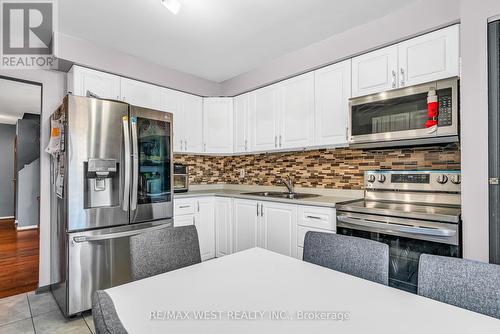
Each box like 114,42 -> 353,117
303,231 -> 389,285
130,225 -> 201,281
418,254 -> 500,319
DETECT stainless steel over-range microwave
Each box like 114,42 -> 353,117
348,77 -> 459,148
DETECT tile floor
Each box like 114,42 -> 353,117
0,291 -> 94,334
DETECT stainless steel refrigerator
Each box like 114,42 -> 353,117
50,95 -> 174,316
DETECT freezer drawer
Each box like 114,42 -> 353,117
62,220 -> 173,316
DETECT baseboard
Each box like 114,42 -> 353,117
16,224 -> 38,231
35,285 -> 51,294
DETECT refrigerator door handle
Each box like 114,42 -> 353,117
122,116 -> 131,212
72,223 -> 172,243
130,117 -> 139,211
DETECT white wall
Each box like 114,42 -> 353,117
55,33 -> 221,97
0,69 -> 66,287
220,0 -> 460,96
460,0 -> 500,261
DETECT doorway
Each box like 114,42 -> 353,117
0,76 -> 42,298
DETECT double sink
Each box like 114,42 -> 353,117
242,191 -> 320,200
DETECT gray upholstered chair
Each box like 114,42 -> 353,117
92,290 -> 128,334
130,225 -> 202,281
418,254 -> 500,319
303,231 -> 389,285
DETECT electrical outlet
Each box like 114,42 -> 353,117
239,168 -> 245,178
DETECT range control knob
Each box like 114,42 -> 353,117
436,174 -> 449,184
367,174 -> 376,183
377,174 -> 386,183
450,175 -> 461,184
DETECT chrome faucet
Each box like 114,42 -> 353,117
278,176 -> 295,195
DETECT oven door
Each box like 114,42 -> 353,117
349,77 -> 458,147
336,212 -> 460,293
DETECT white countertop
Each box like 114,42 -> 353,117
106,248 -> 500,333
174,185 -> 362,208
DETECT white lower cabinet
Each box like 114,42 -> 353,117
233,199 -> 297,257
296,206 -> 336,260
260,202 -> 298,258
233,199 -> 260,253
215,197 -> 233,257
174,197 -> 215,261
176,196 -> 335,262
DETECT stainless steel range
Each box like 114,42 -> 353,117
336,170 -> 461,293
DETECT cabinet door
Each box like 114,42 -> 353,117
233,93 -> 250,153
260,202 -> 297,257
121,78 -> 162,110
251,85 -> 278,151
352,45 -> 398,97
183,94 -> 203,153
278,73 -> 315,149
174,214 -> 195,227
398,24 -> 459,87
161,88 -> 184,152
215,198 -> 233,257
70,66 -> 121,100
314,60 -> 351,146
203,98 -> 234,154
194,198 -> 215,261
233,199 -> 260,253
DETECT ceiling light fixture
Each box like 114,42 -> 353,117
161,0 -> 181,15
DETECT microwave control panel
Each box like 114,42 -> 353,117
438,95 -> 453,126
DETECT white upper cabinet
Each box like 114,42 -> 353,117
352,25 -> 459,97
314,59 -> 351,147
161,89 -> 183,152
260,202 -> 297,258
398,24 -> 459,87
251,85 -> 279,151
68,66 -> 121,100
203,98 -> 234,154
120,78 -> 163,110
162,89 -> 203,154
183,93 -> 204,153
233,199 -> 260,253
278,73 -> 315,149
233,93 -> 253,154
352,45 -> 399,97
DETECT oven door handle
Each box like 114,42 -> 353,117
336,215 -> 457,237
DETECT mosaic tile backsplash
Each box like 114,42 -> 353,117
174,144 -> 460,190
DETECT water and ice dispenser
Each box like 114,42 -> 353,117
84,158 -> 119,208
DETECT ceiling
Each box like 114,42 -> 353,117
58,0 -> 418,82
0,79 -> 41,125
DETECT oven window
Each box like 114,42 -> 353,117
337,227 -> 460,293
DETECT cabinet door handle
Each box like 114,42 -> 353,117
260,203 -> 264,217
178,205 -> 190,209
197,201 -> 200,212
391,70 -> 396,88
400,68 -> 405,87
306,215 -> 323,220
256,203 -> 259,216
184,140 -> 187,151
245,139 -> 248,151
274,136 -> 277,148
279,135 -> 282,147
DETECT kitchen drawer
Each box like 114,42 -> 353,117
174,214 -> 195,227
298,206 -> 335,230
174,199 -> 197,216
297,225 -> 335,248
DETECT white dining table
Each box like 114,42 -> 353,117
105,247 -> 500,333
